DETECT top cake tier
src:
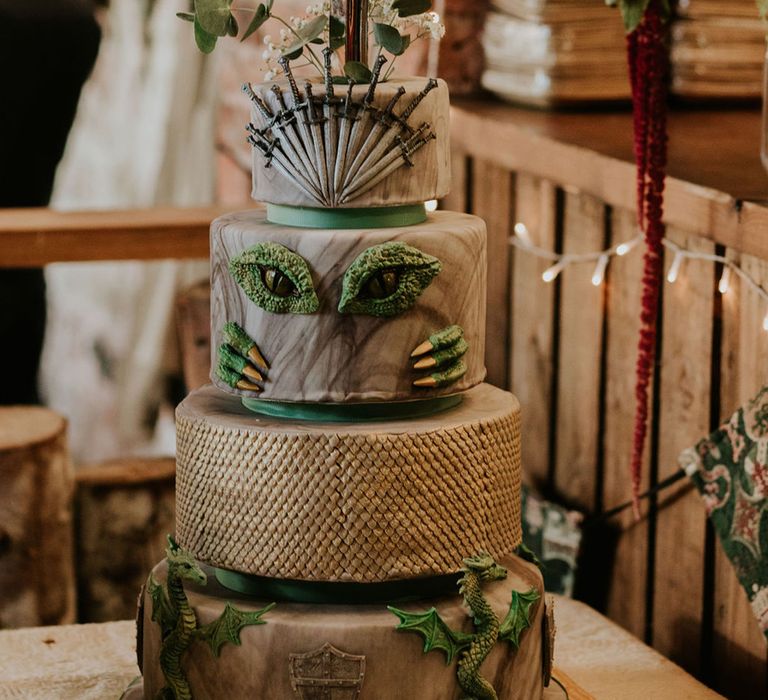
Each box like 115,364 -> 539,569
247,76 -> 450,208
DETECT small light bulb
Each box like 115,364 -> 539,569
667,252 -> 684,284
425,199 -> 438,212
763,312 -> 768,332
514,222 -> 529,238
616,242 -> 632,256
592,255 -> 609,287
542,259 -> 566,283
718,267 -> 731,295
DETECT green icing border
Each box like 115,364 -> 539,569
214,567 -> 461,604
267,203 -> 427,229
241,395 -> 462,422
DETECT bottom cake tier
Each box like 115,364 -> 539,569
138,553 -> 552,700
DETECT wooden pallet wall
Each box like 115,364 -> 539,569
443,154 -> 768,700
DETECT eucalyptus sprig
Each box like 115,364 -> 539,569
178,0 -> 442,82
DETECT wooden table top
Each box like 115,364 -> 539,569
453,99 -> 768,204
0,597 -> 722,699
451,99 -> 768,260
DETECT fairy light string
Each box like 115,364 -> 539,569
510,221 -> 768,334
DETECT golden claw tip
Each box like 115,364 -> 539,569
248,346 -> 269,371
236,379 -> 262,392
410,340 -> 433,358
242,365 -> 264,382
413,357 -> 436,370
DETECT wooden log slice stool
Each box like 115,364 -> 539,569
0,406 -> 74,627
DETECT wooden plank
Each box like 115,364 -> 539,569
711,251 -> 768,700
603,207 -> 651,639
472,160 -> 513,388
0,205 -> 241,266
509,174 -> 557,488
652,230 -> 715,673
450,102 -> 768,260
553,190 -> 605,511
440,149 -> 469,213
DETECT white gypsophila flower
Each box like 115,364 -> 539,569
263,34 -> 272,45
265,70 -> 275,80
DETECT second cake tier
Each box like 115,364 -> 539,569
210,209 -> 487,404
176,383 -> 522,582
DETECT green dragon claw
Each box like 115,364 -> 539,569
413,359 -> 467,388
215,322 -> 269,392
411,325 -> 468,388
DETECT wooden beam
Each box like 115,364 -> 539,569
450,101 -> 768,260
0,205 -> 252,267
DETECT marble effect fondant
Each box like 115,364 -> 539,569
210,210 -> 487,403
140,555 -> 546,700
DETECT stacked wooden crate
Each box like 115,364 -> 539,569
481,0 -> 631,107
672,0 -> 765,99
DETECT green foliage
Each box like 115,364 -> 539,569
194,16 -> 218,53
283,15 -> 327,55
388,606 -> 473,665
605,0 -> 671,32
194,602 -> 276,657
373,22 -> 407,56
241,3 -> 269,41
344,60 -> 373,83
329,14 -> 345,50
392,0 -> 432,18
498,588 -> 540,650
227,13 -> 239,36
194,0 -> 232,36
179,0 -> 439,79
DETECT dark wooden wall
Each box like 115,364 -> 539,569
446,104 -> 768,699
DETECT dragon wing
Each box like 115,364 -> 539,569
194,601 -> 276,657
388,605 -> 473,665
147,574 -> 175,637
499,588 -> 540,649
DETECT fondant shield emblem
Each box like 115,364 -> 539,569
289,643 -> 366,700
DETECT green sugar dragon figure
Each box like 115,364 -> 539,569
148,536 -> 275,699
388,553 -> 540,700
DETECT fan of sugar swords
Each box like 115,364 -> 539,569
243,50 -> 437,207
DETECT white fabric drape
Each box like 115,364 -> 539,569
41,0 -> 216,463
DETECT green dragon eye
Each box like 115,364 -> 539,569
261,267 -> 296,297
230,242 -> 319,314
338,242 -> 442,317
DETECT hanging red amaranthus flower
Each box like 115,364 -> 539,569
623,0 -> 669,517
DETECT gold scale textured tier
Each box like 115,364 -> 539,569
175,383 -> 522,582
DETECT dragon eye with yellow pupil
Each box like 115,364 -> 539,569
339,242 -> 442,317
360,268 -> 400,300
230,242 -> 319,314
261,267 -> 297,297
